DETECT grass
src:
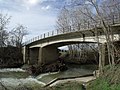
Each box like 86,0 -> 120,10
87,65 -> 120,90
87,78 -> 120,90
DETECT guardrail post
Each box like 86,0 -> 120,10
69,26 -> 71,32
82,34 -> 85,41
52,31 -> 54,36
119,13 -> 120,23
88,21 -> 89,29
44,33 -> 45,38
38,36 -> 39,40
57,29 -> 59,34
48,32 -> 49,37
41,35 -> 42,39
63,28 -> 64,33
112,15 -> 114,24
78,23 -> 80,30
33,38 -> 34,42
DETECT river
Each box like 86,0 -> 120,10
0,64 -> 98,89
37,64 -> 98,83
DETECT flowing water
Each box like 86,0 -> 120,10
37,64 -> 98,83
0,68 -> 45,90
0,64 -> 98,89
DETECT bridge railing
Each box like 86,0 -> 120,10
23,12 -> 120,45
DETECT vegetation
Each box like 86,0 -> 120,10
0,13 -> 27,68
87,65 -> 120,90
56,0 -> 120,71
54,0 -> 120,89
0,46 -> 23,68
0,0 -> 120,90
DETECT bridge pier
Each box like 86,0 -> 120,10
38,46 -> 59,65
23,46 -> 29,64
29,47 -> 39,65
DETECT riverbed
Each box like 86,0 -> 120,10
37,64 -> 98,83
0,64 -> 98,89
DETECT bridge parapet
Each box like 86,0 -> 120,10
23,12 -> 120,46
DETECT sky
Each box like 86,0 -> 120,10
0,0 -> 67,41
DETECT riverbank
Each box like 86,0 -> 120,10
86,65 -> 120,90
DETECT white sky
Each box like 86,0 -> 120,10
0,0 -> 64,41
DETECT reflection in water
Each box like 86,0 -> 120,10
0,68 -> 25,72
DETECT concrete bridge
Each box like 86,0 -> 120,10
23,22 -> 120,65
23,12 -> 120,66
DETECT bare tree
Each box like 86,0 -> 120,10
56,1 -> 99,65
56,0 -> 120,73
9,24 -> 28,48
0,13 -> 11,47
56,7 -> 71,33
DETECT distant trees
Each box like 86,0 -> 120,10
9,24 -> 27,48
0,14 -> 10,47
56,0 -> 120,71
0,13 -> 27,67
0,13 -> 27,47
82,0 -> 120,71
56,1 -> 99,65
56,7 -> 71,33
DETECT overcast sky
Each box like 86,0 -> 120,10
0,0 -> 68,41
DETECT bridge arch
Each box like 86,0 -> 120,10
28,40 -> 97,65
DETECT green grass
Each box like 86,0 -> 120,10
87,78 -> 120,90
88,78 -> 111,90
87,65 -> 120,90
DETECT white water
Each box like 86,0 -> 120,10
0,77 -> 46,86
0,65 -> 97,88
0,68 -> 25,72
0,68 -> 46,88
36,72 -> 59,79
